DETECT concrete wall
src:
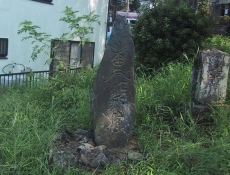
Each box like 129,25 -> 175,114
0,0 -> 109,74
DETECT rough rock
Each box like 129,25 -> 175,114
49,129 -> 142,171
128,151 -> 143,161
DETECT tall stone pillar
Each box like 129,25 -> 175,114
91,15 -> 135,148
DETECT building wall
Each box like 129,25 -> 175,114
0,0 -> 109,74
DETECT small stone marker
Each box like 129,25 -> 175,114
191,48 -> 230,105
91,15 -> 135,148
191,48 -> 230,123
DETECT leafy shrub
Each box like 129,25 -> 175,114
133,0 -> 214,71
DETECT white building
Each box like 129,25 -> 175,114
0,0 -> 109,74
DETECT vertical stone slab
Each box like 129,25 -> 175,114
91,15 -> 135,148
191,48 -> 230,104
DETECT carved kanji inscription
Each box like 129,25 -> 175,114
91,15 -> 135,148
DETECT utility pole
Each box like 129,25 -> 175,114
127,0 -> 129,17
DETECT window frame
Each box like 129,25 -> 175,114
50,40 -> 95,73
0,38 -> 8,59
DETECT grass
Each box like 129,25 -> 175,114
1,35 -> 230,174
203,34 -> 230,54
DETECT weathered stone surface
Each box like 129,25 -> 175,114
49,130 -> 142,171
91,15 -> 135,148
191,48 -> 230,105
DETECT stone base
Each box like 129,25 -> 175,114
192,104 -> 230,124
49,129 -> 143,173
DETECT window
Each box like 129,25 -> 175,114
0,38 -> 8,58
50,40 -> 95,72
31,0 -> 53,5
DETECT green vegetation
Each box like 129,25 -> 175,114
17,7 -> 100,69
1,37 -> 230,174
133,0 -> 214,71
203,35 -> 230,54
0,68 -> 96,175
2,0 -> 230,172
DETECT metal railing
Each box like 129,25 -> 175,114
0,68 -> 81,87
0,70 -> 50,87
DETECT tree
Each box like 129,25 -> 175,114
133,0 -> 214,71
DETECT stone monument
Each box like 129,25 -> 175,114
91,15 -> 135,148
191,48 -> 230,105
191,48 -> 230,123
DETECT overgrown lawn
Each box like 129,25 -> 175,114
1,62 -> 230,174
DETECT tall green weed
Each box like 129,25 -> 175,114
135,62 -> 191,124
0,67 -> 96,175
203,35 -> 230,54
